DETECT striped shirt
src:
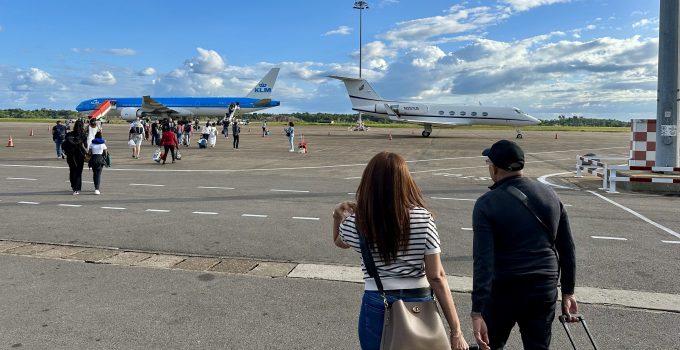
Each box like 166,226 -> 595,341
338,207 -> 441,291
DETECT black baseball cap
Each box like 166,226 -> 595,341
482,140 -> 525,171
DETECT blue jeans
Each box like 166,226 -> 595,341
55,139 -> 64,157
358,291 -> 433,350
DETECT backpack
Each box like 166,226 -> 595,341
184,124 -> 192,132
131,124 -> 144,135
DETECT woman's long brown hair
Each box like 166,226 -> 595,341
355,152 -> 428,264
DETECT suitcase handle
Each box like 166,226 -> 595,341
559,314 -> 599,350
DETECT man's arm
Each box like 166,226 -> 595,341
472,200 -> 495,314
555,203 -> 575,294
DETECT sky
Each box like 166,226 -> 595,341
0,0 -> 662,120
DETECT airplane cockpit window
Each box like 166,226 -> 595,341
471,112 -> 477,116
449,111 -> 455,116
460,111 -> 466,116
439,111 -> 445,115
482,112 -> 488,116
514,108 -> 522,114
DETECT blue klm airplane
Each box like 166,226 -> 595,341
75,68 -> 280,121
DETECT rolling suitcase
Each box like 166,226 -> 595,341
559,314 -> 599,350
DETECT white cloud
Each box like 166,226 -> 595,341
500,0 -> 571,12
138,67 -> 156,76
11,67 -> 56,91
323,26 -> 352,36
81,71 -> 117,86
185,48 -> 225,74
104,48 -> 136,56
632,18 -> 658,29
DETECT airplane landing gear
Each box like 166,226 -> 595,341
515,128 -> 523,139
422,124 -> 433,137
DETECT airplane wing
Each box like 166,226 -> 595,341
142,96 -> 177,115
384,104 -> 400,118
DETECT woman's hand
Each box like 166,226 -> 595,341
332,201 -> 356,220
450,331 -> 469,350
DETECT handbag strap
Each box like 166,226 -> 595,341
358,234 -> 385,294
505,186 -> 555,247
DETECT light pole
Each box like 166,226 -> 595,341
353,1 -> 368,129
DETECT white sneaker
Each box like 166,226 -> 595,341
289,149 -> 295,152
73,191 -> 79,195
94,190 -> 101,195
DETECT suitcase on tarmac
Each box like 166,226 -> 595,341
559,314 -> 599,350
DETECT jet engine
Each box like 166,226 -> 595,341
120,107 -> 144,121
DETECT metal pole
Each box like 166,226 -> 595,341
656,0 -> 680,167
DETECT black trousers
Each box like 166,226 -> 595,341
483,276 -> 558,350
163,145 -> 176,162
92,165 -> 103,190
233,134 -> 239,148
67,155 -> 85,191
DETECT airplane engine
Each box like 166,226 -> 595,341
120,107 -> 144,121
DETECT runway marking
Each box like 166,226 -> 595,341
411,158 -> 572,175
197,186 -> 235,190
146,209 -> 170,213
348,192 -> 356,195
537,172 -> 578,190
130,183 -> 165,187
430,197 -> 476,202
591,236 -> 628,241
242,214 -> 268,218
588,191 -> 680,240
292,217 -> 320,221
18,201 -> 39,205
662,240 -> 680,244
344,176 -> 361,180
58,204 -> 82,207
270,189 -> 310,193
192,211 -> 218,215
564,204 -> 573,207
461,228 -> 473,231
101,207 -> 126,210
6,177 -> 37,181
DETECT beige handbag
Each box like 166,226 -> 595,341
359,235 -> 450,350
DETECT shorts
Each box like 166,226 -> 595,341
130,134 -> 143,146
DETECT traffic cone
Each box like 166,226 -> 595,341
6,135 -> 14,147
388,132 -> 393,140
29,128 -> 34,136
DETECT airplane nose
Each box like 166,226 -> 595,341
526,114 -> 540,124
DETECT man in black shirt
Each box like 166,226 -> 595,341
471,140 -> 577,350
52,120 -> 67,159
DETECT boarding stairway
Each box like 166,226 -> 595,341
87,100 -> 116,121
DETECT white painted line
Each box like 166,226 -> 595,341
270,189 -> 310,193
591,236 -> 628,241
292,217 -> 320,221
348,192 -> 356,195
18,201 -> 39,205
130,183 -> 165,187
461,228 -> 473,231
193,211 -> 218,215
588,191 -> 680,240
146,209 -> 170,213
102,207 -> 126,210
662,240 -> 680,244
242,214 -> 268,218
344,177 -> 361,180
197,186 -> 235,190
6,177 -> 37,181
430,197 -> 476,202
58,204 -> 82,207
538,172 -> 578,190
564,204 -> 573,207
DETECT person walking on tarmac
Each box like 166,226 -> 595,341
471,140 -> 577,350
284,121 -> 295,152
232,120 -> 241,149
159,125 -> 178,164
52,120 -> 67,159
128,116 -> 144,159
63,120 -> 88,195
87,131 -> 108,195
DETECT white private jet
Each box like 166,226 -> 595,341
330,76 -> 540,138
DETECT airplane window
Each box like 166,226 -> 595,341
439,111 -> 444,115
471,112 -> 477,116
514,108 -> 522,114
482,112 -> 488,116
449,111 -> 455,116
460,111 -> 466,116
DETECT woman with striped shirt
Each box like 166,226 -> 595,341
333,151 -> 468,350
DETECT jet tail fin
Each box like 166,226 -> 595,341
246,68 -> 280,99
329,76 -> 384,108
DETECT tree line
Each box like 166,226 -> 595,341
0,108 -> 631,127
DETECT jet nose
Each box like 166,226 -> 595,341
526,114 -> 540,125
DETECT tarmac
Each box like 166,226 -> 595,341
0,122 -> 678,349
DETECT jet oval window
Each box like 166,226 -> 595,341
460,111 -> 466,116
439,110 -> 445,115
471,112 -> 477,116
449,111 -> 455,116
482,112 -> 488,116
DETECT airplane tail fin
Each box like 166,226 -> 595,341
246,68 -> 280,99
329,76 -> 384,108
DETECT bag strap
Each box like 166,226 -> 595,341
358,234 -> 385,294
505,186 -> 556,247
